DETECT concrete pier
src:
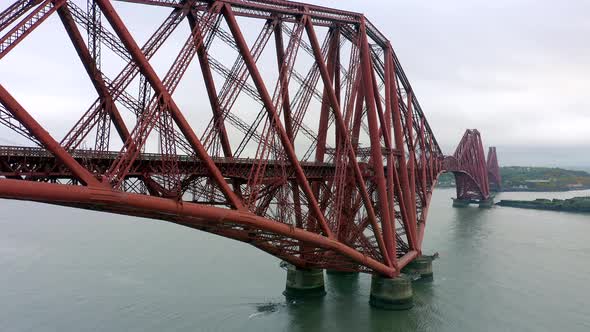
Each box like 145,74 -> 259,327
402,255 -> 433,281
369,274 -> 413,310
453,197 -> 494,208
452,198 -> 472,207
478,197 -> 494,208
326,269 -> 359,276
284,267 -> 326,298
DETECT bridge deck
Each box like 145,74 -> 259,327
0,145 -> 344,181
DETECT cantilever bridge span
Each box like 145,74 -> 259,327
443,129 -> 497,207
0,0 -> 498,284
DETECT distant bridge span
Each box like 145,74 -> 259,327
0,0 -> 498,282
443,129 -> 495,207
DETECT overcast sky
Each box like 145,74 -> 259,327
318,0 -> 590,166
1,0 -> 589,167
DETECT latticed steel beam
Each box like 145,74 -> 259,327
0,105 -> 41,145
56,4 -> 129,151
0,0 -> 43,32
0,0 -> 66,60
61,1 -> 194,150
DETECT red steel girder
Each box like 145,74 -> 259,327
0,178 -> 403,277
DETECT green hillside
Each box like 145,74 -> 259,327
501,166 -> 590,191
497,197 -> 590,213
437,166 -> 590,191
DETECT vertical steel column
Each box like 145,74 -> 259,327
273,20 -> 303,229
222,4 -> 333,237
405,91 -> 418,250
55,4 -> 131,146
273,20 -> 295,144
314,28 -> 338,163
416,118 -> 427,206
476,132 -> 490,197
359,19 -> 396,265
305,16 -> 392,268
310,26 -> 337,234
381,46 -> 399,262
387,45 -> 417,250
187,12 -> 232,158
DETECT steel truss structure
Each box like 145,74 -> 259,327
0,0 -> 496,277
444,129 -> 491,202
487,147 -> 501,192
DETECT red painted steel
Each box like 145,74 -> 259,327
0,0 -> 497,277
443,129 -> 491,202
487,147 -> 502,192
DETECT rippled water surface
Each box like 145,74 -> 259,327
1,189 -> 589,331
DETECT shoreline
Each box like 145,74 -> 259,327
496,197 -> 590,213
436,186 -> 590,193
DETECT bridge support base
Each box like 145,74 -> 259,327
478,197 -> 494,208
452,198 -> 472,207
402,255 -> 433,281
369,274 -> 413,310
326,269 -> 359,276
283,267 -> 325,298
452,198 -> 494,208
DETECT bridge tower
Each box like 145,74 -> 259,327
487,147 -> 502,192
443,130 -> 493,208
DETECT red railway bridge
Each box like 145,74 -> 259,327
0,0 -> 500,309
